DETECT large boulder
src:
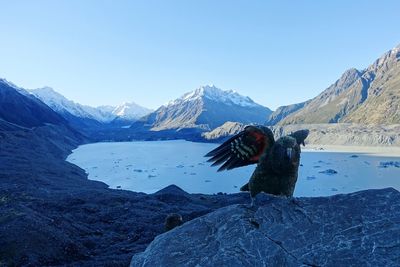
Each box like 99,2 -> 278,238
131,188 -> 400,267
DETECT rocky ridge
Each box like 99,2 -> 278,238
270,44 -> 400,125
201,121 -> 246,142
131,188 -> 400,267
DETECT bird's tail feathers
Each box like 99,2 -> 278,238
240,182 -> 249,192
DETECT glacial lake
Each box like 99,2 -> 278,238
67,140 -> 400,197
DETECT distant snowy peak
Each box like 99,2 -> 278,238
112,102 -> 152,120
28,87 -> 116,123
145,85 -> 272,131
167,85 -> 260,108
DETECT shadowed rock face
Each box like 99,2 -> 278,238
0,80 -> 67,128
130,188 -> 400,267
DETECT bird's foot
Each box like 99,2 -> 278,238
243,197 -> 257,211
250,197 -> 255,207
249,196 -> 257,208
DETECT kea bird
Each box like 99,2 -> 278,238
205,126 -> 309,205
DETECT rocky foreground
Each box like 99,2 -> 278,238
1,122 -> 400,266
0,122 -> 250,266
131,188 -> 400,267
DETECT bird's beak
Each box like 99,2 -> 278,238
286,148 -> 293,159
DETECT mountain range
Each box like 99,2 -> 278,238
0,79 -> 273,141
1,43 -> 399,143
27,87 -> 152,130
267,44 -> 400,125
25,84 -> 272,135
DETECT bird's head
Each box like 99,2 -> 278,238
289,129 -> 309,147
270,135 -> 303,173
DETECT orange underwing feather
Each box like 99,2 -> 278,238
204,125 -> 274,171
249,131 -> 267,161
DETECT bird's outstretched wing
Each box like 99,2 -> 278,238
205,125 -> 275,171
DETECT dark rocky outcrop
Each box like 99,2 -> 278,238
201,121 -> 246,142
131,188 -> 400,267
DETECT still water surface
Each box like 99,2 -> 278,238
67,140 -> 400,196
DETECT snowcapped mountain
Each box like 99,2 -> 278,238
135,85 -> 272,131
166,85 -> 261,108
27,87 -> 151,130
28,87 -> 116,123
112,102 -> 152,121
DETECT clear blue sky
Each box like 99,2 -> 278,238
0,0 -> 399,110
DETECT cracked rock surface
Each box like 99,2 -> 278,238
131,188 -> 400,267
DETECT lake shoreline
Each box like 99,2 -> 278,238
67,140 -> 400,196
76,139 -> 400,157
